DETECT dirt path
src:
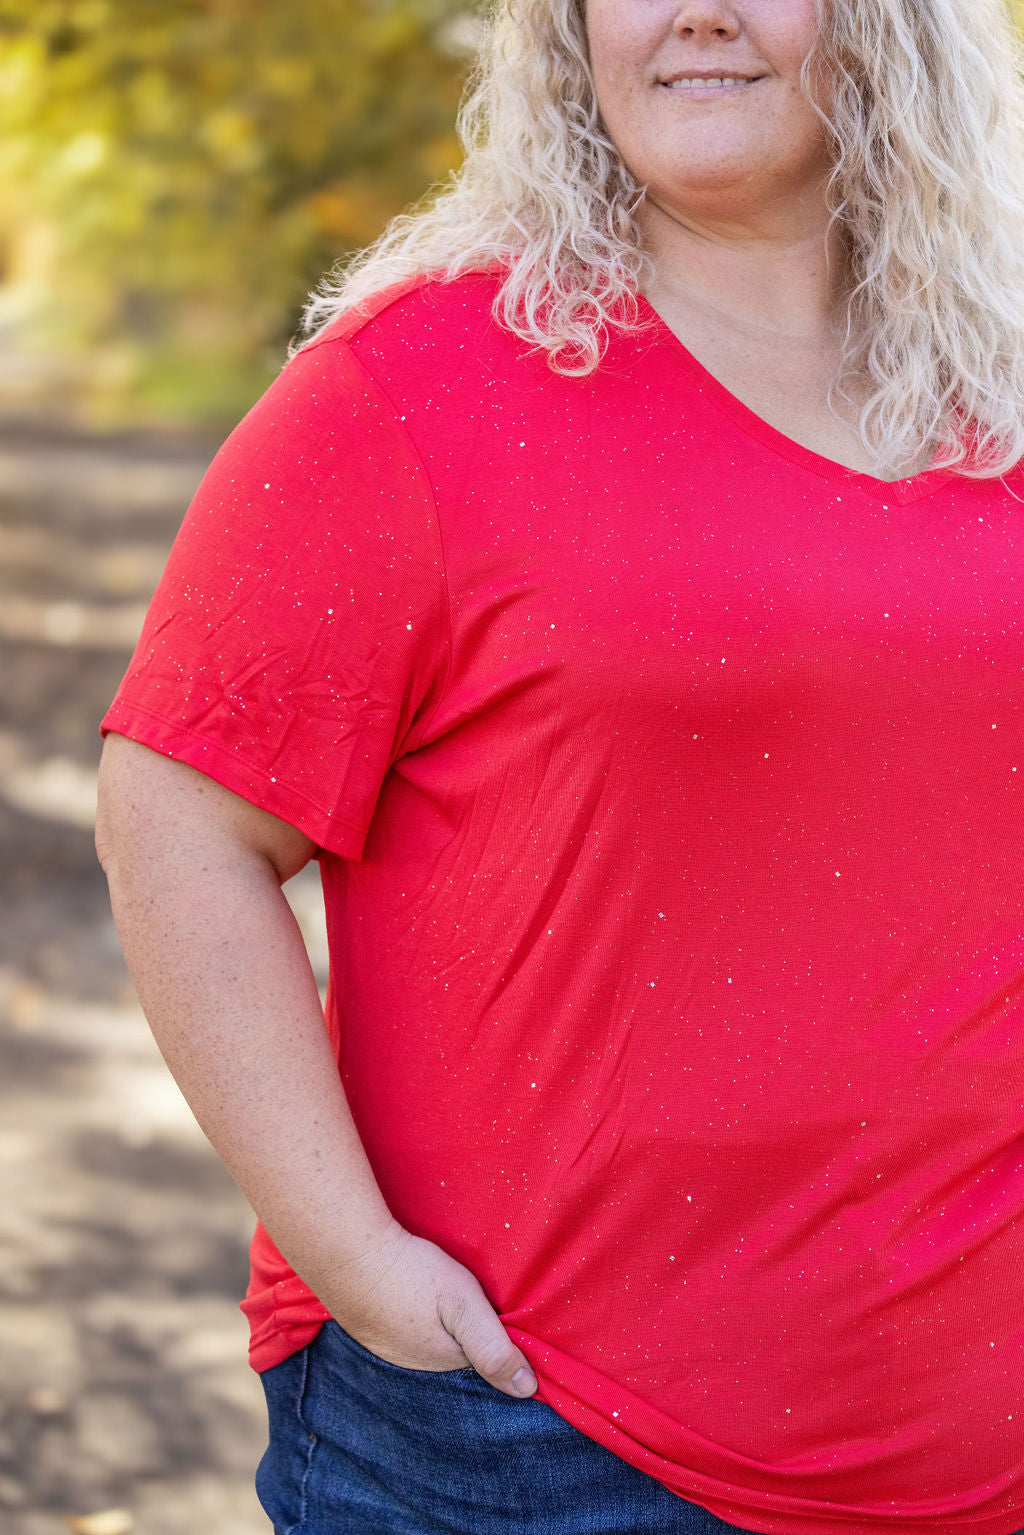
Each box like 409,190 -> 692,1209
0,411 -> 328,1534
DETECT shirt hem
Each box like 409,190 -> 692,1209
242,1287 -> 1024,1533
100,698 -> 369,860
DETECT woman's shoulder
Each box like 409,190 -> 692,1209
284,261 -> 546,436
297,263 -> 510,362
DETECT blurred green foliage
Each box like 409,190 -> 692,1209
0,0 -> 478,427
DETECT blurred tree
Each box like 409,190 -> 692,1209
0,0 -> 479,426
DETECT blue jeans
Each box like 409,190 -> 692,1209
255,1318 -> 760,1533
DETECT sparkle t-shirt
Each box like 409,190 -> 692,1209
102,270 -> 1024,1534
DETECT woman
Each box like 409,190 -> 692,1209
96,0 -> 1024,1531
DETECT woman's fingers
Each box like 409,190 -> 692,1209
436,1287 -> 538,1397
320,1225 -> 539,1395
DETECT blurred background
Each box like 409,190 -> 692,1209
7,3 -> 1024,1533
0,2 -> 476,1531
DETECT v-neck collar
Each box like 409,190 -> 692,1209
634,293 -> 956,507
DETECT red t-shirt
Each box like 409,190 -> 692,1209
102,269 -> 1024,1534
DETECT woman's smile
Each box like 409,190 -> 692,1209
659,74 -> 766,95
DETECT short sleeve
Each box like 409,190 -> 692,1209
100,337 -> 450,860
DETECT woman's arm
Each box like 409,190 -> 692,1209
95,733 -> 538,1396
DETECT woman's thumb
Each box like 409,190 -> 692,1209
439,1293 -> 538,1398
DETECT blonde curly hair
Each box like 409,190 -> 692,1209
292,0 -> 1024,481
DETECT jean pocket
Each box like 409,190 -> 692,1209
326,1318 -> 478,1377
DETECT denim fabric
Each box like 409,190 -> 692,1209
255,1318 -> 764,1534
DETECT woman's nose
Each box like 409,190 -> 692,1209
670,1 -> 741,42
